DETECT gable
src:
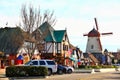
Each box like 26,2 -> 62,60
39,22 -> 54,33
45,31 -> 55,42
38,22 -> 68,43
0,27 -> 25,54
54,30 -> 66,42
45,30 -> 66,42
38,22 -> 55,42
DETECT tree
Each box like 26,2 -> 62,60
20,4 -> 56,59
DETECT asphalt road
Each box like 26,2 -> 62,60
41,71 -> 120,80
1,71 -> 120,80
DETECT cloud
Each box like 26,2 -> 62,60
0,0 -> 120,51
0,14 -> 20,27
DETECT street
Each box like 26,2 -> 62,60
40,71 -> 120,80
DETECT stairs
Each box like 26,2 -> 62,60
88,52 -> 99,64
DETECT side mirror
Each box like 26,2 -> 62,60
29,63 -> 33,65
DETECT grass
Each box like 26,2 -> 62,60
77,65 -> 118,69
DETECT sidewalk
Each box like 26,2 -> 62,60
0,69 -> 5,74
0,69 -> 8,80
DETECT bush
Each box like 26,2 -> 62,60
6,66 -> 48,77
100,65 -> 117,68
78,65 -> 86,69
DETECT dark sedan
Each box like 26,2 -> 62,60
57,65 -> 66,74
57,65 -> 74,74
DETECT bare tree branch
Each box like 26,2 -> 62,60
20,4 -> 56,59
42,10 -> 57,26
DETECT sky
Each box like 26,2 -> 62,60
0,0 -> 120,52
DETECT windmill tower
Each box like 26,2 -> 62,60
83,18 -> 113,53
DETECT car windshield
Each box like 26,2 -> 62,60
24,61 -> 31,65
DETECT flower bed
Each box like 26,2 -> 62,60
76,65 -> 118,73
95,68 -> 116,72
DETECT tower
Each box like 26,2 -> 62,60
83,18 -> 113,53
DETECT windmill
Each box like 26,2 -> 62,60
83,18 -> 113,53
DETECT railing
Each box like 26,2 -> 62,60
88,53 -> 99,64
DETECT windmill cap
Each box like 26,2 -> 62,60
88,28 -> 100,37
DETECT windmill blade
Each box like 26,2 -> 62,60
83,33 -> 88,36
94,18 -> 99,31
101,32 -> 113,35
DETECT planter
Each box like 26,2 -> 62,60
74,69 -> 95,74
95,68 -> 116,72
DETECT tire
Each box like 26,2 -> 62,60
67,69 -> 72,74
48,69 -> 52,76
58,70 -> 63,74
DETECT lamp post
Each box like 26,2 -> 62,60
114,59 -> 117,64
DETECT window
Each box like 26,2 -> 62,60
57,43 -> 61,53
91,45 -> 94,49
63,45 -> 68,51
46,61 -> 55,65
32,61 -> 38,65
63,44 -> 66,50
39,61 -> 46,65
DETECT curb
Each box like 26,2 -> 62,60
74,69 -> 95,74
0,74 -> 48,80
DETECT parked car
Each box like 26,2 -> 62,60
57,65 -> 74,74
112,64 -> 120,67
57,65 -> 66,74
65,65 -> 74,73
24,59 -> 57,76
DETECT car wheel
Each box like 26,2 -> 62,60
67,69 -> 72,74
48,69 -> 52,76
58,70 -> 63,74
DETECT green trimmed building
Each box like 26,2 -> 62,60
37,22 -> 73,65
0,22 -> 75,67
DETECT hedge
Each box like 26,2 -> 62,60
6,66 -> 48,77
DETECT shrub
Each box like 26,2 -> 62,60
90,65 -> 101,69
27,66 -> 48,76
100,65 -> 117,68
6,66 -> 48,77
78,65 -> 86,69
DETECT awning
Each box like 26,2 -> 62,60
69,57 -> 77,62
0,51 -> 4,55
17,55 -> 23,60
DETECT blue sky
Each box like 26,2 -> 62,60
0,0 -> 120,52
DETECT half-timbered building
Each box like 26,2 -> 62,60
36,22 -> 73,65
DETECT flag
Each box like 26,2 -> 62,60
68,49 -> 73,54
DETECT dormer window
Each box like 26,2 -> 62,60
91,45 -> 94,49
63,44 -> 68,51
